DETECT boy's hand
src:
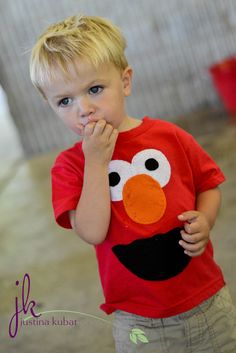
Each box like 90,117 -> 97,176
78,119 -> 118,165
177,211 -> 211,257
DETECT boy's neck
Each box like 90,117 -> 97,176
117,116 -> 142,132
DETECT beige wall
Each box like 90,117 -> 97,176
1,0 -> 236,155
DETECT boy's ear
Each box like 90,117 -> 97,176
122,66 -> 132,96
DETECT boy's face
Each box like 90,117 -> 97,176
42,60 -> 132,134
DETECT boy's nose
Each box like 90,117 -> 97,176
77,96 -> 95,118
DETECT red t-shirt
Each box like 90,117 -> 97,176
51,117 -> 226,318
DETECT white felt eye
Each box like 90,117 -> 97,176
108,160 -> 133,201
131,149 -> 171,187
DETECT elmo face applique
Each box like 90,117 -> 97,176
109,149 -> 191,281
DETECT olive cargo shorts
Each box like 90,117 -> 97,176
112,286 -> 236,353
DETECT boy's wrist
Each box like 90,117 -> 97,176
196,188 -> 221,230
195,209 -> 214,231
84,158 -> 109,171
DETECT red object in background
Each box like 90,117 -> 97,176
209,56 -> 236,115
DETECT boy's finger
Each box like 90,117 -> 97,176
180,230 -> 200,243
103,123 -> 116,138
109,128 -> 119,145
84,122 -> 96,136
178,210 -> 199,223
184,221 -> 200,234
180,231 -> 194,243
111,128 -> 119,139
184,248 -> 205,257
93,119 -> 107,135
179,240 -> 198,251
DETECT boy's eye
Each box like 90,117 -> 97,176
58,97 -> 72,107
89,86 -> 103,95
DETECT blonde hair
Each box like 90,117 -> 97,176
30,15 -> 128,92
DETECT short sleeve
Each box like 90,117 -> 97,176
175,127 -> 225,193
51,150 -> 84,229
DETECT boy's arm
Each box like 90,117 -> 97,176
69,162 -> 111,245
70,119 -> 118,245
177,187 -> 221,257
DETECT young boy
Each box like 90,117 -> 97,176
30,15 -> 236,353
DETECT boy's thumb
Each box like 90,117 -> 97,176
178,210 -> 198,223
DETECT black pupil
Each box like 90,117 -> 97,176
91,86 -> 98,93
62,98 -> 69,105
145,158 -> 159,171
109,172 -> 121,187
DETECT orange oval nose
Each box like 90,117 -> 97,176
122,174 -> 166,224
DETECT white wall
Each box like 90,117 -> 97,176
0,86 -> 23,183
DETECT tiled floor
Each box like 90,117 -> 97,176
1,106 -> 236,352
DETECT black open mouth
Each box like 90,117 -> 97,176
112,227 -> 191,281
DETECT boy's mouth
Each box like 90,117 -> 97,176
112,227 -> 191,281
81,116 -> 106,126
